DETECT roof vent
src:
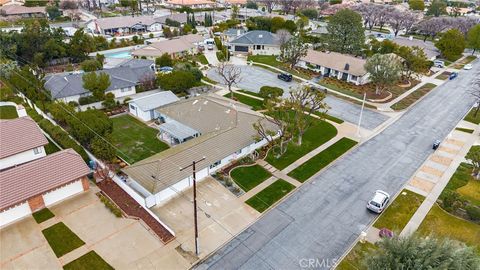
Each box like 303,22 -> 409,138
192,100 -> 198,105
344,63 -> 350,71
225,109 -> 231,114
258,34 -> 263,38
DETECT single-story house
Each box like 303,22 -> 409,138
103,58 -> 156,72
164,0 -> 214,9
299,49 -> 369,85
44,65 -> 155,103
392,37 -> 439,61
222,28 -> 246,42
0,4 -> 46,18
228,30 -> 284,55
86,15 -> 163,36
122,94 -> 278,206
0,117 -> 48,170
0,149 -> 90,227
132,34 -> 204,59
128,91 -> 179,122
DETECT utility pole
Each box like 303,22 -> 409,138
356,92 -> 366,138
179,157 -> 206,256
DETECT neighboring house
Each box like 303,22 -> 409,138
86,15 -> 163,36
132,34 -> 204,59
0,4 -> 46,18
44,65 -> 155,103
0,117 -> 48,170
128,91 -> 179,122
392,37 -> 440,61
164,0 -> 214,9
299,49 -> 369,85
122,94 -> 278,206
103,58 -> 156,72
222,28 -> 246,42
0,149 -> 90,227
50,22 -> 80,37
228,30 -> 283,55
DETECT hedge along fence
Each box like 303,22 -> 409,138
26,107 -> 89,162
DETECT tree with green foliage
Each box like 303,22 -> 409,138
300,8 -> 318,20
163,27 -> 173,38
48,102 -> 75,126
467,25 -> 480,54
327,9 -> 365,55
90,136 -> 116,162
80,59 -> 102,72
408,0 -> 425,10
82,72 -> 111,100
259,86 -> 284,100
156,53 -> 173,67
271,17 -> 286,33
435,29 -> 465,61
280,36 -> 308,68
101,92 -> 117,110
426,0 -> 447,17
69,28 -> 95,62
68,109 -> 113,145
466,145 -> 480,178
157,71 -> 196,94
46,5 -> 62,20
231,5 -> 239,20
330,0 -> 342,4
283,20 -> 297,34
364,54 -> 402,95
396,46 -> 431,80
365,235 -> 480,269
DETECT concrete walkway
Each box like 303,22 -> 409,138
400,121 -> 479,237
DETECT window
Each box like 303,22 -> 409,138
351,75 -> 357,82
256,45 -> 261,50
33,147 -> 42,155
130,104 -> 136,110
121,87 -> 130,92
209,160 -> 221,169
262,45 -> 264,49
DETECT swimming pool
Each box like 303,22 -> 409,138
104,51 -> 132,59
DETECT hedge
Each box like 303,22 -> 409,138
26,107 -> 90,162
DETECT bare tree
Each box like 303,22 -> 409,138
376,5 -> 396,31
276,29 -> 292,46
354,3 -> 380,30
450,17 -> 479,35
216,62 -> 242,99
415,17 -> 450,42
389,10 -> 418,37
258,0 -> 278,13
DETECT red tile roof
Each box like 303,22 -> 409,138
0,117 -> 48,159
0,149 -> 90,211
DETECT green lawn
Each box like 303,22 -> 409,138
32,208 -> 55,224
452,55 -> 477,69
0,106 -> 18,119
223,92 -> 265,111
202,76 -> 218,84
230,164 -> 272,191
238,89 -> 263,98
247,55 -> 314,80
373,189 -> 425,234
455,127 -> 474,134
443,162 -> 480,206
288,138 -> 357,182
45,138 -> 61,154
314,111 -> 344,124
391,83 -> 437,111
418,204 -> 480,253
111,115 -> 169,164
464,108 -> 480,124
246,179 -> 295,213
42,222 -> 85,257
63,251 -> 114,270
435,71 -> 451,80
266,120 -> 338,170
196,54 -> 209,65
336,241 -> 377,270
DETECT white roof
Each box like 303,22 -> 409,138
130,91 -> 179,111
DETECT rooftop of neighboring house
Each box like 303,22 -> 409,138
229,30 -> 282,46
223,28 -> 246,37
105,58 -> 155,69
0,117 -> 48,159
301,49 -> 368,77
0,149 -> 90,211
129,91 -> 180,111
391,37 -> 439,60
44,65 -> 154,99
123,94 -> 277,194
132,34 -> 204,57
94,15 -> 159,30
0,3 -> 46,15
166,0 -> 214,6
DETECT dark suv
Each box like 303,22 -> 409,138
277,73 -> 293,82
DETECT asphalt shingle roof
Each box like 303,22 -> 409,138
130,91 -> 180,111
229,30 -> 280,46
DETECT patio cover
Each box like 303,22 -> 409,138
159,121 -> 199,142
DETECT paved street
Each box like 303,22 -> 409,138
208,65 -> 389,130
196,62 -> 479,270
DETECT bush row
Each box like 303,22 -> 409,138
26,107 -> 90,162
98,193 -> 122,218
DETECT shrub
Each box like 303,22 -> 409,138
466,205 -> 480,221
98,193 -> 122,217
259,86 -> 284,99
214,37 -> 223,50
79,95 -> 101,105
439,190 -> 461,212
123,97 -> 132,105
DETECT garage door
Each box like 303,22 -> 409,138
0,203 -> 31,227
43,181 -> 83,207
235,45 -> 249,52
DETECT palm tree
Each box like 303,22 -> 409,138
365,235 -> 480,270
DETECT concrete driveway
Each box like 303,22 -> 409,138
196,60 -> 480,269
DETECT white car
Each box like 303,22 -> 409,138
367,190 -> 390,213
464,64 -> 473,70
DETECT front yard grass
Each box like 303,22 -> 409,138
195,54 -> 209,65
455,127 -> 474,134
0,105 -> 18,119
288,137 -> 357,182
111,115 -> 169,164
246,179 -> 295,213
63,251 -> 114,270
444,162 -> 480,206
32,208 -> 55,223
464,107 -> 480,124
42,222 -> 85,257
202,76 -> 218,85
230,164 -> 272,192
247,55 -> 315,80
265,119 -> 337,170
452,55 -> 477,69
418,204 -> 480,253
391,83 -> 437,111
373,189 -> 425,234
336,241 -> 377,270
435,71 -> 451,80
238,89 -> 263,98
223,92 -> 265,111
314,111 -> 344,124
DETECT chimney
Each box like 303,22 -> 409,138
344,63 -> 350,71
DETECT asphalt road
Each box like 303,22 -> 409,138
197,62 -> 479,270
208,65 -> 389,130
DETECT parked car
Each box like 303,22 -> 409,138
158,66 -> 173,74
433,140 -> 441,150
277,73 -> 293,82
449,72 -> 458,80
207,44 -> 214,50
464,64 -> 473,70
366,190 -> 390,213
433,60 -> 445,68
